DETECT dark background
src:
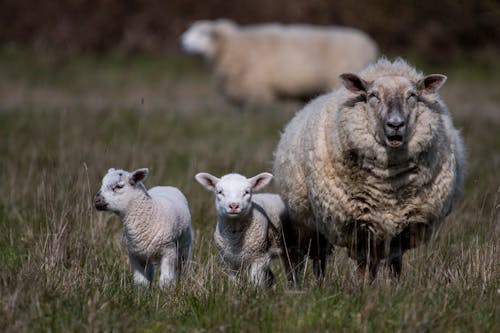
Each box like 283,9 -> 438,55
1,0 -> 499,64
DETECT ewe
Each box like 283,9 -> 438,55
94,168 -> 193,288
181,19 -> 378,105
195,172 -> 288,287
274,58 -> 466,281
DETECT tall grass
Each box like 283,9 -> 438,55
0,52 -> 498,332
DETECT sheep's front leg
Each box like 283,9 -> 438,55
159,246 -> 178,289
249,256 -> 274,287
129,255 -> 153,287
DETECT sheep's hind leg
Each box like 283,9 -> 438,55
355,237 -> 381,283
129,255 -> 153,287
389,235 -> 403,280
159,246 -> 178,289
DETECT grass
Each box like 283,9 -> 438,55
0,49 -> 498,332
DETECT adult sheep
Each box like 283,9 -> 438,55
181,19 -> 378,105
273,58 -> 466,281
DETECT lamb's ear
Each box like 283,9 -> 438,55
195,172 -> 220,191
417,74 -> 447,94
129,168 -> 149,185
339,73 -> 369,93
249,172 -> 273,192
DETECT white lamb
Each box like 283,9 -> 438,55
181,19 -> 378,105
94,168 -> 193,288
195,172 -> 287,287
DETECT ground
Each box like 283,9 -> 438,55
0,48 -> 498,332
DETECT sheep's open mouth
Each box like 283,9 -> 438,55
386,135 -> 404,147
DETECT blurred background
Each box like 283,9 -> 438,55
1,0 -> 499,64
0,1 -> 498,332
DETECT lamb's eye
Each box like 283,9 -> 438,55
244,190 -> 250,195
113,183 -> 124,191
217,189 -> 223,195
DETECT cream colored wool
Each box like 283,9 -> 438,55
273,58 -> 466,276
181,20 -> 378,105
195,172 -> 288,287
95,168 -> 193,288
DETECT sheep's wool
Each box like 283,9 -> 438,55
274,58 -> 466,249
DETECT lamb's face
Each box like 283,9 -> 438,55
94,168 -> 149,215
180,21 -> 216,57
195,172 -> 273,220
340,72 -> 447,149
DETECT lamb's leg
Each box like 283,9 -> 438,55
159,246 -> 178,289
129,255 -> 153,287
389,236 -> 403,280
249,256 -> 274,287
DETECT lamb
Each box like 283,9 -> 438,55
94,168 -> 193,288
195,172 -> 288,287
181,19 -> 378,105
273,58 -> 466,281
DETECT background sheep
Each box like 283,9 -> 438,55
94,168 -> 193,288
273,58 -> 466,281
181,19 -> 378,105
195,172 -> 288,287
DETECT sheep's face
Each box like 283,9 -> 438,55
340,72 -> 447,149
181,21 -> 216,57
195,172 -> 273,220
94,168 -> 149,216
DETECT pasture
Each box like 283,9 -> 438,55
0,49 -> 498,332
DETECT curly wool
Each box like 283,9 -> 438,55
274,58 -> 466,252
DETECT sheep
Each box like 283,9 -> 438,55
273,58 -> 466,281
195,172 -> 289,287
180,19 -> 378,106
94,168 -> 193,288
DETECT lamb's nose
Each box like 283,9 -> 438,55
94,192 -> 102,205
229,203 -> 239,210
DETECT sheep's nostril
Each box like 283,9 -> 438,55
229,203 -> 239,210
387,120 -> 405,129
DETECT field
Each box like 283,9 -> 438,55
0,48 -> 498,332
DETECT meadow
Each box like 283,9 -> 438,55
0,48 -> 498,332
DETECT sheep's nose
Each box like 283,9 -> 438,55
229,203 -> 239,210
386,115 -> 405,130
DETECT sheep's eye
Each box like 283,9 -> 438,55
217,189 -> 223,195
407,92 -> 417,100
368,92 -> 379,101
244,190 -> 250,195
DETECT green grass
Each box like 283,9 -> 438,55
0,49 -> 498,332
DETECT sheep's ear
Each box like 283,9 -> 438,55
129,168 -> 149,185
195,172 -> 220,191
107,168 -> 115,173
249,172 -> 273,192
212,19 -> 236,40
417,74 -> 447,94
339,73 -> 369,93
